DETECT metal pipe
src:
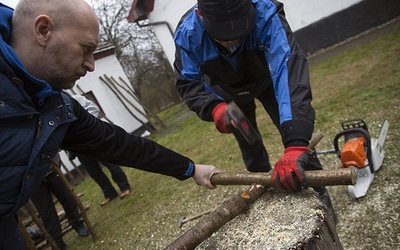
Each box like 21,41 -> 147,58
136,20 -> 174,37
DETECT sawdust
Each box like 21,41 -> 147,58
197,189 -> 327,250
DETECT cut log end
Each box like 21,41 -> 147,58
196,189 -> 342,250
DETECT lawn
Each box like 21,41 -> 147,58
59,29 -> 400,249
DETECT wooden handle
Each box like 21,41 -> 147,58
211,168 -> 357,187
309,130 -> 323,150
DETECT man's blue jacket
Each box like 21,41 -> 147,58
174,0 -> 316,148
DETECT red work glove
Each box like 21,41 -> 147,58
212,103 -> 232,133
272,146 -> 309,192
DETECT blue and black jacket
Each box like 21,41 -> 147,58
174,0 -> 315,148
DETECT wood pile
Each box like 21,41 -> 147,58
197,189 -> 341,250
167,186 -> 342,250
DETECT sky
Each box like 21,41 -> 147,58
1,0 -> 18,8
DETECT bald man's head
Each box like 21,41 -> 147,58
12,0 -> 98,38
10,0 -> 99,89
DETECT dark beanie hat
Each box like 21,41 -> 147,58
198,0 -> 255,41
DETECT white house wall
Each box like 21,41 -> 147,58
72,53 -> 148,134
147,0 -> 362,67
279,0 -> 361,31
149,0 -> 196,69
61,51 -> 148,173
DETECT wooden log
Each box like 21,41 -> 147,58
211,168 -> 357,187
196,189 -> 343,250
165,185 -> 267,250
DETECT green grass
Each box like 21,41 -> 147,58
58,30 -> 400,249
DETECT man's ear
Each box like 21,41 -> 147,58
33,15 -> 53,47
195,8 -> 203,19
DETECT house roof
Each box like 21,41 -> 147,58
94,43 -> 115,60
127,0 -> 155,22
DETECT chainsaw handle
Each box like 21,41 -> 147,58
333,128 -> 374,173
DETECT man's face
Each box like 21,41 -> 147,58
42,19 -> 99,90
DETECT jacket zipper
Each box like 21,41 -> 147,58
36,116 -> 43,140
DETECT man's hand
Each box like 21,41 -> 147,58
193,164 -> 223,189
212,103 -> 232,133
272,146 -> 309,192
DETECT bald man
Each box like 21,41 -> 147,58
0,0 -> 221,248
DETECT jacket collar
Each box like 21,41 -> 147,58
0,3 -> 58,100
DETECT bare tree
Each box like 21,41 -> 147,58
90,0 -> 181,112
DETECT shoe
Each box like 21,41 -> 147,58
100,197 -> 115,206
120,189 -> 131,199
55,239 -> 67,249
75,226 -> 90,237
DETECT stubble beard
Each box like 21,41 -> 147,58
43,42 -> 77,90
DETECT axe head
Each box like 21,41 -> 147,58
226,102 -> 261,145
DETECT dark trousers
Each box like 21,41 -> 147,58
0,215 -> 25,250
76,154 -> 131,199
232,91 -> 336,220
30,171 -> 84,248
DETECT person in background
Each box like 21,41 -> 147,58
30,153 -> 89,250
0,0 -> 222,248
173,0 -> 335,220
74,154 -> 132,206
69,95 -> 132,206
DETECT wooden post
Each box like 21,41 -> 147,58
59,160 -> 77,186
47,156 -> 97,240
105,75 -> 163,131
62,157 -> 85,181
24,201 -> 60,249
116,76 -> 166,129
99,76 -> 155,132
17,212 -> 37,250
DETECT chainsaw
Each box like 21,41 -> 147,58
318,118 -> 389,199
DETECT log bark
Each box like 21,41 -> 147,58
197,189 -> 343,250
211,168 -> 357,187
165,185 -> 267,250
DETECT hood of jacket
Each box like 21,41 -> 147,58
0,3 -> 57,100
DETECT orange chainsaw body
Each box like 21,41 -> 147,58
341,136 -> 367,168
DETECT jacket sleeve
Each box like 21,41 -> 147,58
258,1 -> 315,147
71,94 -> 100,118
174,44 -> 222,121
60,98 -> 194,180
173,10 -> 224,121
